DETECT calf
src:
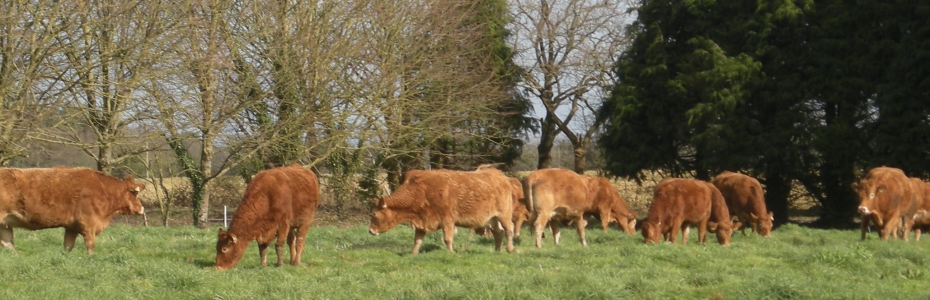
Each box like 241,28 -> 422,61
369,166 -> 515,254
0,167 -> 145,254
712,171 -> 773,237
215,164 -> 319,270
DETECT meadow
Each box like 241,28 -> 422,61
0,223 -> 927,300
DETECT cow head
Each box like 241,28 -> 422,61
121,175 -> 146,215
707,221 -> 742,246
369,198 -> 400,236
851,180 -> 882,217
610,204 -> 637,235
641,220 -> 662,244
215,228 -> 245,270
595,178 -> 637,235
750,211 -> 774,237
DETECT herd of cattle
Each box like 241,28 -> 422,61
0,164 -> 925,269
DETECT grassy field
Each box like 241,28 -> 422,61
0,223 -> 927,299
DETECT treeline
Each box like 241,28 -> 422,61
1,0 -> 536,227
599,0 -> 930,227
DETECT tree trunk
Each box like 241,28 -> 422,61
762,167 -> 791,226
537,113 -> 558,169
815,103 -> 859,228
190,179 -> 206,227
572,145 -> 586,174
197,135 -> 214,228
97,145 -> 112,174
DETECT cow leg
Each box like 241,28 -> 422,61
286,228 -> 297,265
496,215 -> 516,253
491,221 -> 505,252
902,216 -> 915,242
411,228 -> 426,255
0,226 -> 13,250
533,212 -> 553,248
550,222 -> 562,245
258,243 -> 270,267
63,229 -> 79,252
668,223 -> 680,244
291,224 -> 312,266
882,215 -> 901,241
442,223 -> 456,253
599,210 -> 611,233
275,224 -> 291,267
860,217 -> 870,241
916,227 -> 923,242
81,231 -> 96,255
575,217 -> 588,247
698,218 -> 709,245
513,217 -> 524,238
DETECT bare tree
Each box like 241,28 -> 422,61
0,0 -> 75,165
350,0 -> 521,187
510,0 -> 634,172
38,0 -> 176,174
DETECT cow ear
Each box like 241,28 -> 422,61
733,222 -> 743,230
123,175 -> 135,182
229,233 -> 238,244
851,182 -> 859,190
767,211 -> 774,221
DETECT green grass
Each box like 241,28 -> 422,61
0,223 -> 928,299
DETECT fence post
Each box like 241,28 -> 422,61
223,205 -> 228,228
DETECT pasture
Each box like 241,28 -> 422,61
0,223 -> 927,299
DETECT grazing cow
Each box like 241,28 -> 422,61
712,171 -> 773,237
852,167 -> 918,241
908,179 -> 930,240
215,164 -> 319,270
369,166 -> 515,254
641,178 -> 740,246
0,167 -> 145,254
525,168 -> 637,248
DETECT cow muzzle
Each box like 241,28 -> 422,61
858,206 -> 871,215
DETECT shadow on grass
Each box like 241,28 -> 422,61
193,258 -> 215,268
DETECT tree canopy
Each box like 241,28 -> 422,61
600,0 -> 930,227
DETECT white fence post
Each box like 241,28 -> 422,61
223,205 -> 228,228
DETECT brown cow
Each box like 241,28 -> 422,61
215,164 -> 319,270
712,171 -> 773,237
0,167 -> 145,254
852,167 -> 918,241
641,178 -> 740,246
369,166 -> 515,254
525,168 -> 637,248
475,177 -> 530,238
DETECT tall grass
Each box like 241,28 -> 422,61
0,224 -> 927,299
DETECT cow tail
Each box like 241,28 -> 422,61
525,177 -> 536,220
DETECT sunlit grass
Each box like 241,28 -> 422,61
0,223 -> 928,299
